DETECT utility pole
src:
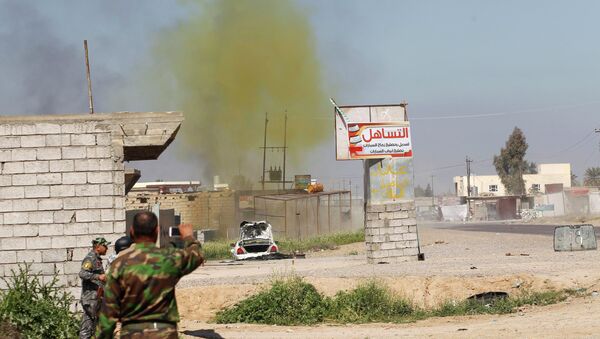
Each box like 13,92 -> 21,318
466,156 -> 473,220
282,113 -> 287,190
430,175 -> 435,207
596,129 -> 600,161
83,40 -> 94,114
261,112 -> 268,190
401,100 -> 408,121
466,156 -> 472,197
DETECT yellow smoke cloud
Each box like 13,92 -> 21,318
150,0 -> 329,184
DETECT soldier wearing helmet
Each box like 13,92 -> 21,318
106,236 -> 132,267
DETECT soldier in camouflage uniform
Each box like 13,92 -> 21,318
96,211 -> 203,339
79,237 -> 110,339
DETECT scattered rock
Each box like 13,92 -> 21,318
512,280 -> 523,288
591,291 -> 599,297
470,266 -> 477,270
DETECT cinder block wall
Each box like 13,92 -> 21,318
365,201 -> 419,263
126,191 -> 236,238
0,121 -> 125,297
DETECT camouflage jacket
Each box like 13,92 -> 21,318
96,237 -> 203,338
79,250 -> 105,303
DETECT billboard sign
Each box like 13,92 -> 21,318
332,100 -> 411,160
346,122 -> 412,159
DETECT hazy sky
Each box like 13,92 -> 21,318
1,0 -> 599,194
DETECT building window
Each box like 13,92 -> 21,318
531,184 -> 540,191
489,185 -> 498,192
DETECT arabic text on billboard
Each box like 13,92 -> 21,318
334,104 -> 410,160
347,122 -> 412,159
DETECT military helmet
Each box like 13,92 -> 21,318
114,236 -> 132,254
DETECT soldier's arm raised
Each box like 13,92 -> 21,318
177,224 -> 204,275
96,264 -> 121,338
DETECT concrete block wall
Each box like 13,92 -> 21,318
365,200 -> 419,263
0,121 -> 126,296
126,190 -> 236,238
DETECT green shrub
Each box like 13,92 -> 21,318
431,290 -> 568,317
215,276 -> 328,325
0,264 -> 79,339
215,277 -> 572,325
515,290 -> 567,307
433,299 -> 499,317
328,280 -> 415,323
278,231 -> 365,253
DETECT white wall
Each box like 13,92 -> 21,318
590,192 -> 600,215
454,163 -> 571,197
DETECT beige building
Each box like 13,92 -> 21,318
454,163 -> 571,196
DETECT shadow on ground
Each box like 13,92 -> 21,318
182,329 -> 224,338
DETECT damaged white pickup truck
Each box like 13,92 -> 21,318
231,221 -> 279,260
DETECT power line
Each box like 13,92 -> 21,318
411,100 -> 600,121
415,129 -> 597,177
528,130 -> 595,161
299,100 -> 600,122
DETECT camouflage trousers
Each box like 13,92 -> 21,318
120,322 -> 178,339
79,301 -> 98,339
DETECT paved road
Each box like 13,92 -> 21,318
422,222 -> 594,237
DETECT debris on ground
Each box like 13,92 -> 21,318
217,260 -> 244,266
239,252 -> 306,261
467,291 -> 509,304
505,253 -> 530,257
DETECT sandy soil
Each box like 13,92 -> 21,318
175,222 -> 600,338
178,295 -> 600,338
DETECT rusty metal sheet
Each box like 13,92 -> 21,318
554,225 -> 597,251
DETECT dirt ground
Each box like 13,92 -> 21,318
176,220 -> 600,338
